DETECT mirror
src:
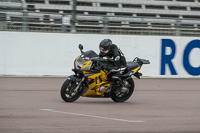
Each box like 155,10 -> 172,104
79,44 -> 83,50
78,44 -> 83,54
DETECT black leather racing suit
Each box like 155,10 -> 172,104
99,44 -> 127,89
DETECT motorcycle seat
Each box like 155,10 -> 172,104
126,61 -> 139,71
120,62 -> 139,78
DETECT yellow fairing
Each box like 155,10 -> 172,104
132,66 -> 140,73
83,70 -> 111,97
81,61 -> 92,70
75,56 -> 80,63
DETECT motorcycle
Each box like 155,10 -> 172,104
60,44 -> 150,102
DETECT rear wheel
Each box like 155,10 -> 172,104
60,79 -> 82,102
111,78 -> 134,102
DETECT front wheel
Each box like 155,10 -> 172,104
111,78 -> 134,102
60,79 -> 82,102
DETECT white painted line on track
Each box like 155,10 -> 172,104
40,109 -> 144,123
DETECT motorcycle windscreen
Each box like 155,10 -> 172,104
75,50 -> 98,70
82,50 -> 98,60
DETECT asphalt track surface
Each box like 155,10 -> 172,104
0,77 -> 200,133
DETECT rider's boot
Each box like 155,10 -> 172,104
111,73 -> 122,94
112,79 -> 122,94
114,85 -> 122,94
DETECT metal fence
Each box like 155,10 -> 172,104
0,0 -> 200,36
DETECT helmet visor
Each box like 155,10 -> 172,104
100,47 -> 109,54
101,49 -> 109,54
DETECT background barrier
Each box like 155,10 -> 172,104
0,31 -> 199,78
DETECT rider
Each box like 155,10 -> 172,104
99,39 -> 127,93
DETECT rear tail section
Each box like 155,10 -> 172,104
132,57 -> 150,79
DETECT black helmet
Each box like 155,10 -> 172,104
99,39 -> 112,55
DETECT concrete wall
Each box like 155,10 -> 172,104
0,31 -> 199,78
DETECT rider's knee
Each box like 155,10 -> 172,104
112,76 -> 122,86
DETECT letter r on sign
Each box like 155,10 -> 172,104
161,39 -> 177,75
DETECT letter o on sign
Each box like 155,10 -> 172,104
183,40 -> 200,76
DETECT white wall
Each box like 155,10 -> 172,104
0,31 -> 199,78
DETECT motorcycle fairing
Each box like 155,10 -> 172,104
82,70 -> 112,97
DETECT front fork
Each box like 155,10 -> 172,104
68,75 -> 85,92
74,77 -> 85,92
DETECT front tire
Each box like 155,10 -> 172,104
60,79 -> 82,102
111,78 -> 134,102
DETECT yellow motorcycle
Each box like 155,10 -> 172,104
60,44 -> 150,102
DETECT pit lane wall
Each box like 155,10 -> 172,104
0,31 -> 199,78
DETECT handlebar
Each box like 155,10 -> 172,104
91,57 -> 111,70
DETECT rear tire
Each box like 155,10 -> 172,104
111,78 -> 134,102
60,79 -> 82,102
